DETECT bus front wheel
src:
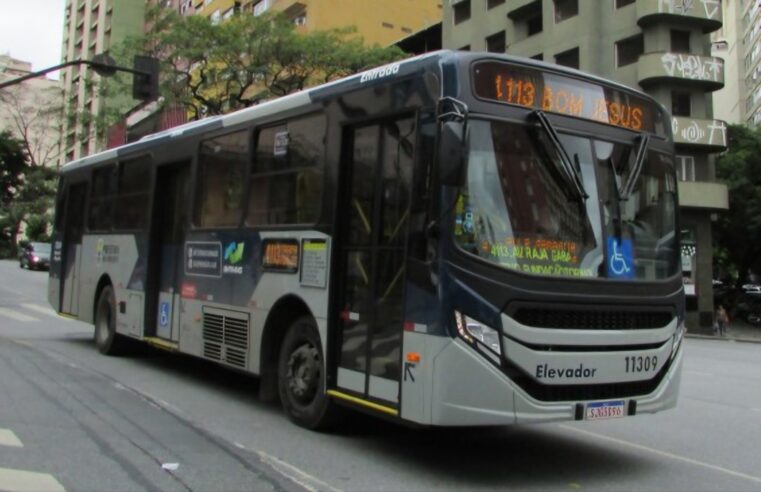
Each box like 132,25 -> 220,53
277,316 -> 336,429
94,286 -> 124,355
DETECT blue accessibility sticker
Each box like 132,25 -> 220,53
607,237 -> 634,279
159,302 -> 171,327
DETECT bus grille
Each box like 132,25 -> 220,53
504,357 -> 673,402
511,308 -> 673,330
202,308 -> 250,369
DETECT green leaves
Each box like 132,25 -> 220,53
714,124 -> 761,282
115,8 -> 405,119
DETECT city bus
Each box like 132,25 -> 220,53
48,50 -> 684,429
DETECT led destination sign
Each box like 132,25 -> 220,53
473,61 -> 664,135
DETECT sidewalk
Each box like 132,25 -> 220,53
686,319 -> 761,344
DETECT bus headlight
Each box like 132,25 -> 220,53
454,311 -> 502,357
671,319 -> 685,360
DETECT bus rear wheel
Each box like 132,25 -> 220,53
94,286 -> 124,355
277,316 -> 336,429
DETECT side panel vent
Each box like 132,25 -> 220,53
202,307 -> 250,369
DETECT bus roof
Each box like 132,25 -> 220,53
61,50 -> 664,173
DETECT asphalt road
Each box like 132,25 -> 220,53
1,259 -> 760,492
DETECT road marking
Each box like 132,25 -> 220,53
685,370 -> 714,377
20,303 -> 62,319
560,425 -> 761,485
0,467 -> 65,492
254,449 -> 342,492
0,308 -> 38,323
0,429 -> 22,447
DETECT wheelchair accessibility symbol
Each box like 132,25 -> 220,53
607,237 -> 634,279
159,302 -> 171,328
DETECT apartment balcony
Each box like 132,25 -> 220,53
637,0 -> 722,33
637,52 -> 724,91
678,181 -> 728,210
671,116 -> 728,151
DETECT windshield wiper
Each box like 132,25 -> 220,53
619,133 -> 650,200
531,110 -> 588,201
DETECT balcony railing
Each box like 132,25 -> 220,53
637,0 -> 722,33
671,116 -> 728,151
678,181 -> 728,210
638,52 -> 724,91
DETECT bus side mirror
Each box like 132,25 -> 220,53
439,121 -> 466,186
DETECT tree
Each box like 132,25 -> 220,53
714,124 -> 761,283
107,8 -> 406,121
0,130 -> 30,257
0,83 -> 63,167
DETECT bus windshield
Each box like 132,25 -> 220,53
454,119 -> 678,280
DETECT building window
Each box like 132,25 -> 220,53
486,31 -> 506,53
527,13 -> 543,35
554,0 -> 578,22
453,0 -> 471,24
616,34 -> 644,67
672,91 -> 691,116
676,155 -> 696,181
671,30 -> 691,53
459,45 -> 471,51
487,0 -> 505,8
615,0 -> 635,7
531,53 -> 544,61
382,22 -> 394,29
555,47 -> 579,68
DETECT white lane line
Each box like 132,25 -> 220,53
0,467 -> 66,492
254,449 -> 342,492
0,429 -> 23,447
0,308 -> 38,323
685,370 -> 714,377
20,303 -> 63,319
560,424 -> 761,484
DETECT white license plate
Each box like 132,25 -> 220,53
585,400 -> 626,421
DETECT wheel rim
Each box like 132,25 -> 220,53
286,341 -> 321,406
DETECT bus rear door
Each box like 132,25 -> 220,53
60,182 -> 87,316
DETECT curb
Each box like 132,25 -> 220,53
685,333 -> 761,344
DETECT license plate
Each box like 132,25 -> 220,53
585,400 -> 625,421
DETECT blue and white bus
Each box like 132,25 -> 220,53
49,51 -> 684,429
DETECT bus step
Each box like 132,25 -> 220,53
143,337 -> 179,352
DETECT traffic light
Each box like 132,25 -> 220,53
132,55 -> 159,101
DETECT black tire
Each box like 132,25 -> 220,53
277,316 -> 337,429
94,285 -> 124,355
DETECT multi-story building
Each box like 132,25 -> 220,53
229,0 -> 443,46
59,0 -> 145,165
0,55 -> 62,167
713,0 -> 761,126
443,0 -> 729,331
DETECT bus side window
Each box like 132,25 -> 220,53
114,156 -> 152,231
247,113 -> 325,226
194,130 -> 250,228
88,165 -> 117,231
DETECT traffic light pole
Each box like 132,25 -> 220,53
0,59 -> 147,90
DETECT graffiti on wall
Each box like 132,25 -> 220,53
671,117 -> 727,147
658,0 -> 720,19
661,53 -> 723,82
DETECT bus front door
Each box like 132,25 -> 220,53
60,183 -> 87,315
150,163 -> 190,341
336,116 -> 416,407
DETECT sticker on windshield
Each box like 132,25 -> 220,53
607,237 -> 634,279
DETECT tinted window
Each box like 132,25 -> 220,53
115,156 -> 152,230
88,165 -> 116,231
195,130 -> 249,227
247,114 -> 325,226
